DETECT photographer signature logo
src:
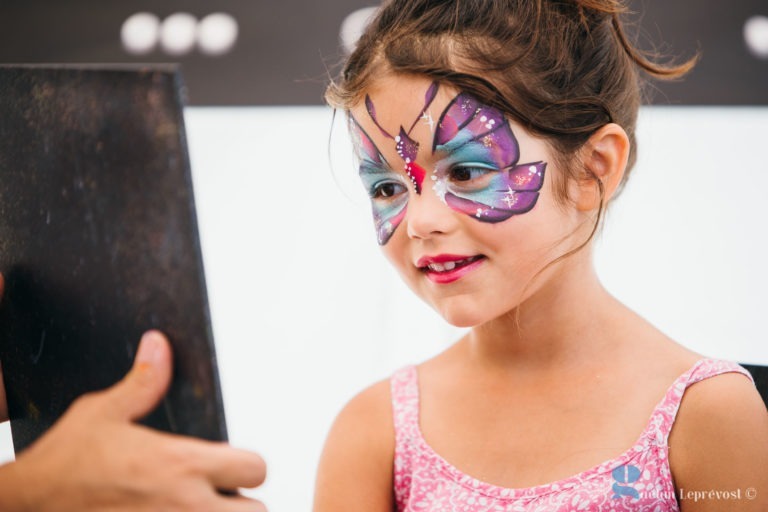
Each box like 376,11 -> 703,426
611,464 -> 641,500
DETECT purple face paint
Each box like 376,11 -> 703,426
364,81 -> 439,194
349,82 -> 439,245
349,115 -> 409,245
350,83 -> 546,245
431,93 -> 546,222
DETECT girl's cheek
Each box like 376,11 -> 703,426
380,234 -> 414,281
372,198 -> 408,246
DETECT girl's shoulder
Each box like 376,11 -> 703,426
313,377 -> 395,512
318,375 -> 394,459
669,358 -> 768,508
669,356 -> 766,436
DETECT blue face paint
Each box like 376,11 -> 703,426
431,92 -> 546,222
349,116 -> 409,245
349,85 -> 547,245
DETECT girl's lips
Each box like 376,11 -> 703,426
418,255 -> 486,284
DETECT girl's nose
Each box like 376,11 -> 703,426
405,185 -> 457,240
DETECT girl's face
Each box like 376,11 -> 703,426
349,74 -> 584,327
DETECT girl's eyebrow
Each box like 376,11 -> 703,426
349,113 -> 392,169
435,145 -> 498,168
432,92 -> 504,154
365,81 -> 440,140
358,162 -> 394,175
434,122 -> 507,155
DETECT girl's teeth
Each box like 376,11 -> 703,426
428,259 -> 473,272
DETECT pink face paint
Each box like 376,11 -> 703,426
431,93 -> 546,222
350,83 -> 546,245
349,115 -> 409,245
364,81 -> 439,194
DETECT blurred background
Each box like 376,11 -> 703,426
0,1 -> 767,510
1,0 -> 766,104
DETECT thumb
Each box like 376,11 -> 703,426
102,330 -> 174,422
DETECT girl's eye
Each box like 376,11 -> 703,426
448,165 -> 495,184
371,181 -> 407,199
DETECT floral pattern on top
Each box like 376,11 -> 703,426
390,358 -> 754,511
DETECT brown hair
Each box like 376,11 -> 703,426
327,0 -> 695,312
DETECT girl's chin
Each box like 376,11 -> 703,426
434,304 -> 497,329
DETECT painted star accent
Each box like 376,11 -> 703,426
503,187 -> 518,208
420,111 -> 435,132
432,92 -> 547,224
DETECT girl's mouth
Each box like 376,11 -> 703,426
417,254 -> 486,284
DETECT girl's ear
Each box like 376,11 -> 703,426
574,123 -> 630,212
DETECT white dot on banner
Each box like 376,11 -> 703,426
160,12 -> 198,56
121,12 -> 160,55
198,13 -> 239,56
340,7 -> 379,54
744,15 -> 768,59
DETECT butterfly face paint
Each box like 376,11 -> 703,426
350,82 -> 439,245
364,81 -> 439,195
431,93 -> 546,222
350,83 -> 546,245
349,116 -> 410,245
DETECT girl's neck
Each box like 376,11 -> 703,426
466,252 -> 626,372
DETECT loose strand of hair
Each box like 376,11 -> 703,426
512,174 -> 605,332
610,13 -> 698,80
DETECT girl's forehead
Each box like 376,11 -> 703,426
351,75 -> 459,124
349,76 -> 543,160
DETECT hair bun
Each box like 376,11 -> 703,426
567,0 -> 627,15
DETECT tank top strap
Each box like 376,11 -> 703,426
645,358 -> 755,445
390,365 -> 421,509
390,365 -> 420,433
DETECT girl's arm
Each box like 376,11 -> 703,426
670,372 -> 768,511
314,379 -> 395,512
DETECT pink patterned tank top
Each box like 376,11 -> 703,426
390,358 -> 754,511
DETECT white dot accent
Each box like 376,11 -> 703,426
121,13 -> 160,55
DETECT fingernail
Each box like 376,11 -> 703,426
136,330 -> 164,367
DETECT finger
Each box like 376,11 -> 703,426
189,441 -> 267,491
207,445 -> 267,491
215,494 -> 268,512
100,330 -> 174,421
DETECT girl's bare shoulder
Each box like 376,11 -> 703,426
317,376 -> 394,458
314,377 -> 395,512
668,361 -> 768,511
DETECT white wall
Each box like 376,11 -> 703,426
1,105 -> 767,509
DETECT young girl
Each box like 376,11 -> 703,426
315,1 -> 768,510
